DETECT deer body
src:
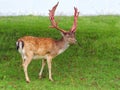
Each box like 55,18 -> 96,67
17,36 -> 70,60
16,2 -> 79,83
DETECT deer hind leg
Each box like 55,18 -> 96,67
22,53 -> 33,83
47,57 -> 53,81
39,59 -> 46,79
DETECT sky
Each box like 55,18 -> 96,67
0,0 -> 120,16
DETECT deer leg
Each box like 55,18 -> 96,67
39,59 -> 46,79
47,57 -> 53,81
22,55 -> 32,83
22,54 -> 26,65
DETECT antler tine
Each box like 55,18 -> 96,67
70,7 -> 79,32
49,2 -> 67,33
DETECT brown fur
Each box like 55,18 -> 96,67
18,36 -> 57,57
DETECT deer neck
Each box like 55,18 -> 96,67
56,37 -> 70,55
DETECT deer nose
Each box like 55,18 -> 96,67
73,39 -> 77,44
75,38 -> 78,43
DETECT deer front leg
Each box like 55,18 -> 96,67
39,59 -> 46,79
47,57 -> 53,81
22,55 -> 32,83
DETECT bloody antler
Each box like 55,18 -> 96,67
70,7 -> 79,32
49,2 -> 67,33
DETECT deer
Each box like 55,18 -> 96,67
16,2 -> 79,83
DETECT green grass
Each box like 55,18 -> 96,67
0,15 -> 120,90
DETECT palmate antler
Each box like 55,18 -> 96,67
49,2 -> 67,33
49,2 -> 79,33
71,7 -> 79,32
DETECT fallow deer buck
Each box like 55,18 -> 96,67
16,2 -> 79,83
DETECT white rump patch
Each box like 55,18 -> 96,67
19,41 -> 23,49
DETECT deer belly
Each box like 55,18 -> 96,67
33,55 -> 47,60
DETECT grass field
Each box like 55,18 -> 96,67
0,15 -> 120,90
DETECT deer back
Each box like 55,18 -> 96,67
17,36 -> 60,59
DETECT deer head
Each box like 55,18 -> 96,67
49,2 -> 79,44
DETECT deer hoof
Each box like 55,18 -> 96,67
49,78 -> 54,82
39,75 -> 42,79
26,80 -> 30,83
